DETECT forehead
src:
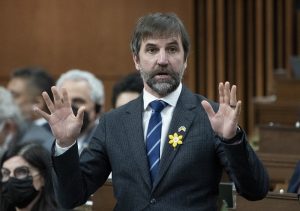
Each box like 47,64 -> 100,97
3,156 -> 29,170
141,36 -> 182,47
60,80 -> 92,100
7,78 -> 28,93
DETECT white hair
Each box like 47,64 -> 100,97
0,86 -> 26,131
56,69 -> 105,105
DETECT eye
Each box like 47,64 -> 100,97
146,47 -> 158,54
1,168 -> 10,177
14,166 -> 30,179
167,46 -> 178,54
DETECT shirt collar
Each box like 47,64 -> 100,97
143,83 -> 182,110
34,118 -> 48,126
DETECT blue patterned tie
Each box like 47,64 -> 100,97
146,100 -> 167,184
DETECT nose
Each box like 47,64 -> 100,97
157,50 -> 168,66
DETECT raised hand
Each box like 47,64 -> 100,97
201,81 -> 241,140
34,86 -> 85,147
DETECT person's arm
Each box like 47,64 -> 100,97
202,81 -> 269,200
51,115 -> 111,209
216,128 -> 269,200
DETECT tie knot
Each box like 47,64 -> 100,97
149,100 -> 167,113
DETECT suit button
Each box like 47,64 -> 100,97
150,198 -> 156,204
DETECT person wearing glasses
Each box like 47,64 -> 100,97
0,142 -> 61,211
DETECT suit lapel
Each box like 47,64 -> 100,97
122,96 -> 152,189
152,87 -> 197,190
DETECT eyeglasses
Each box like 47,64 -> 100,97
1,166 -> 39,182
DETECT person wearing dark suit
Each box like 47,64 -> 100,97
287,161 -> 300,194
35,12 -> 269,211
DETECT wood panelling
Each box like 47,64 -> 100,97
196,0 -> 297,136
0,0 -> 299,135
0,0 -> 195,111
266,0 -> 274,94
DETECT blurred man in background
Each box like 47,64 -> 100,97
56,69 -> 105,154
7,67 -> 55,131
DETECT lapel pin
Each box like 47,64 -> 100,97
178,126 -> 186,133
168,133 -> 183,149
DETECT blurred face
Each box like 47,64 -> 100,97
115,91 -> 140,108
59,80 -> 97,129
133,36 -> 187,98
2,156 -> 44,191
7,78 -> 36,121
0,120 -> 17,148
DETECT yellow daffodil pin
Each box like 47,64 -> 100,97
168,132 -> 183,149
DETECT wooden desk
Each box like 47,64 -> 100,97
91,180 -> 300,210
253,78 -> 300,126
254,103 -> 300,126
236,192 -> 299,211
259,125 -> 300,155
92,180 -> 115,211
257,152 -> 300,191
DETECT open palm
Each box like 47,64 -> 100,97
34,86 -> 84,147
201,82 -> 241,140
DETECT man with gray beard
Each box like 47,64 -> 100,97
35,12 -> 269,211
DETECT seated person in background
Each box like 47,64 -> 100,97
0,86 -> 53,152
287,160 -> 300,194
6,66 -> 55,131
56,69 -> 105,154
111,72 -> 144,108
0,142 -> 61,211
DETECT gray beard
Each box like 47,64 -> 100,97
140,68 -> 183,97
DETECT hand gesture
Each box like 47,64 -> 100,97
201,81 -> 241,140
34,86 -> 85,147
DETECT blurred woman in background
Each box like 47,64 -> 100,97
0,142 -> 60,211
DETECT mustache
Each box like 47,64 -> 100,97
150,68 -> 174,77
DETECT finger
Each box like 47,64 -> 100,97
76,106 -> 86,121
230,85 -> 237,106
201,100 -> 215,119
218,82 -> 224,104
33,105 -> 50,121
233,100 -> 242,122
224,81 -> 230,105
61,88 -> 71,106
52,86 -> 63,106
42,91 -> 55,113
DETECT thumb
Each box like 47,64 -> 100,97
201,100 -> 215,119
76,106 -> 86,122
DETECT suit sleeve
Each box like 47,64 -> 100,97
216,129 -> 270,201
51,115 -> 111,209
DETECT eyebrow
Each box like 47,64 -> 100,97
144,40 -> 180,47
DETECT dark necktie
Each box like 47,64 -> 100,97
146,100 -> 167,184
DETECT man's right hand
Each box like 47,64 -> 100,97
34,86 -> 85,147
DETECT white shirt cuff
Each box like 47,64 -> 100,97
54,140 -> 76,156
